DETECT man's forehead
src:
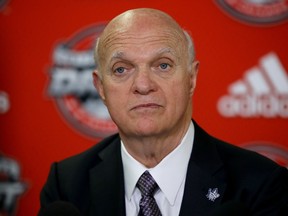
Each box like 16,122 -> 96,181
110,47 -> 178,60
105,8 -> 178,32
100,9 -> 184,47
97,9 -> 187,64
101,28 -> 184,56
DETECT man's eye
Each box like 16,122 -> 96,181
115,67 -> 125,74
159,63 -> 170,70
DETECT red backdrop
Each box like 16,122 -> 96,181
1,0 -> 288,215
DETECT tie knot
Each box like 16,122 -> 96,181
137,171 -> 159,197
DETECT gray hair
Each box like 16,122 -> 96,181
183,29 -> 195,71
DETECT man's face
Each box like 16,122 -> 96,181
94,19 -> 198,139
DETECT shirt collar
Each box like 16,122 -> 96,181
121,121 -> 194,205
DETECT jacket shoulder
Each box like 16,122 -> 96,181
58,133 -> 120,172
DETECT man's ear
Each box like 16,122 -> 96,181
189,61 -> 199,96
92,70 -> 106,102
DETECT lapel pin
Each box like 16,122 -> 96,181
206,188 -> 220,202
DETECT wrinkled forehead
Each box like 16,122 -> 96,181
102,8 -> 184,38
97,10 -> 187,63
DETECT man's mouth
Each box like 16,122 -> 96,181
131,103 -> 162,110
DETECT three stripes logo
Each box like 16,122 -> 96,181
217,52 -> 288,118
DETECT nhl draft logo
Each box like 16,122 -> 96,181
242,142 -> 288,168
47,23 -> 118,138
0,155 -> 27,216
0,91 -> 10,114
216,0 -> 288,25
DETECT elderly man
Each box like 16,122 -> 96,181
38,8 -> 288,216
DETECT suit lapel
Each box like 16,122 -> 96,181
86,122 -> 227,215
179,121 -> 227,216
88,137 -> 126,216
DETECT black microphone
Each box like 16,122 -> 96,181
38,201 -> 81,216
210,201 -> 250,216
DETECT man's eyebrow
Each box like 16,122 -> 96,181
156,47 -> 176,56
156,48 -> 179,62
155,48 -> 180,63
111,51 -> 125,60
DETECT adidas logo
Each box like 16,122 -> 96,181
217,52 -> 288,118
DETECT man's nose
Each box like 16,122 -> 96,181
131,68 -> 157,95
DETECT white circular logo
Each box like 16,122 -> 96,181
47,23 -> 118,138
216,0 -> 288,25
243,142 -> 288,168
0,91 -> 10,114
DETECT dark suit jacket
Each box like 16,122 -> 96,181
39,121 -> 288,215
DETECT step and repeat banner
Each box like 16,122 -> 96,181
1,0 -> 288,215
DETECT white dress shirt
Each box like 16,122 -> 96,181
121,121 -> 194,216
